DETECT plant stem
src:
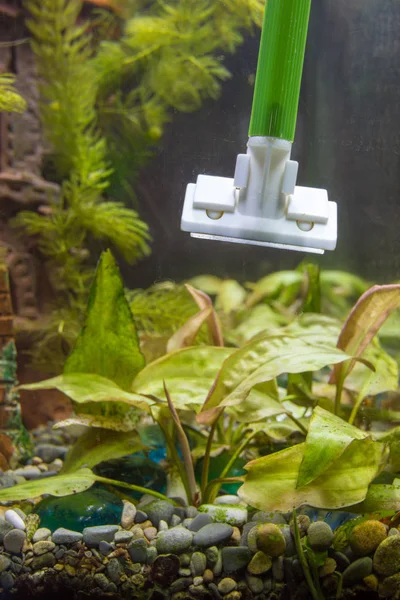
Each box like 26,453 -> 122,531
348,390 -> 365,425
164,381 -> 198,506
292,508 -> 324,600
94,475 -> 178,505
200,419 -> 219,501
207,430 -> 258,504
334,572 -> 343,600
286,412 -> 308,435
203,477 -> 245,504
157,419 -> 192,505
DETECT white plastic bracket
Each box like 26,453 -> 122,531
181,136 -> 337,253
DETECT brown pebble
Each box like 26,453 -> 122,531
230,527 -> 241,545
138,520 -> 153,530
203,569 -> 214,583
144,526 -> 158,541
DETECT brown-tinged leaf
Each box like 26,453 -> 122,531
185,284 -> 223,346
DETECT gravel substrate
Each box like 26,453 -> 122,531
0,425 -> 396,599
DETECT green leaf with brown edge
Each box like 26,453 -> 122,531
330,284 -> 400,385
167,307 -> 212,353
297,407 -> 369,489
64,250 -> 145,390
238,438 -> 388,511
0,468 -> 96,501
200,320 -> 350,416
185,284 -> 224,346
132,346 -> 233,412
61,429 -> 146,473
20,373 -> 154,412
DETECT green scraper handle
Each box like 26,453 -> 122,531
249,0 -> 312,142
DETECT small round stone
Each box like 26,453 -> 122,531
307,522 -> 334,552
52,528 -> 83,545
114,530 -> 133,544
343,556 -> 373,585
246,574 -> 264,594
247,551 -> 272,575
364,574 -> 379,591
83,525 -> 119,547
203,569 -> 214,583
3,529 -> 26,554
5,509 -> 25,531
144,526 -> 158,541
187,513 -> 212,532
221,546 -> 251,573
0,555 -> 11,572
158,519 -> 168,532
255,523 -> 286,557
31,552 -> 56,571
190,551 -> 207,576
32,528 -> 51,543
373,535 -> 400,576
378,573 -> 400,597
319,557 -> 337,577
33,540 -> 55,555
290,515 -> 310,538
121,501 -> 136,529
156,528 -> 193,554
349,520 -> 387,556
144,500 -> 175,527
0,571 -> 14,591
193,523 -> 233,547
217,577 -> 237,594
214,495 -> 241,505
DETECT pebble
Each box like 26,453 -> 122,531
3,529 -> 26,554
203,568 -> 214,583
130,525 -> 145,540
306,521 -> 334,551
193,523 -> 234,547
31,552 -> 56,571
0,571 -> 14,591
349,519 -> 387,556
48,458 -> 63,472
106,558 -> 122,584
290,515 -> 310,538
190,551 -> 207,576
319,557 -> 337,577
83,525 -> 119,547
0,518 -> 13,542
158,519 -> 169,531
99,540 -> 114,555
222,546 -> 251,573
32,528 -> 51,543
13,466 -> 42,479
114,530 -> 133,544
217,577 -> 237,594
156,528 -> 193,554
170,515 -> 182,527
144,526 -> 158,541
193,576 -> 203,586
144,500 -> 175,527
0,555 -> 11,572
186,506 -> 198,519
121,500 -> 136,529
52,528 -> 83,545
342,556 -> 373,585
256,523 -> 286,557
247,551 -> 272,575
188,513 -> 213,532
389,528 -> 400,537
214,495 -> 242,505
281,525 -> 296,557
272,556 -> 285,582
35,444 -> 68,462
5,509 -> 25,531
246,574 -> 264,594
198,504 -> 248,527
33,540 -> 55,555
134,510 -> 148,524
378,573 -> 400,597
373,535 -> 400,576
146,545 -> 158,564
128,539 -> 148,563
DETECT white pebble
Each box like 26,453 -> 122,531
5,509 -> 25,530
158,520 -> 169,531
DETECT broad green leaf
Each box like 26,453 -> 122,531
53,413 -> 139,433
64,250 -> 145,390
246,271 -> 303,308
320,271 -> 368,297
238,439 -> 388,511
344,338 -> 398,398
281,314 -> 342,345
132,346 -> 234,412
215,280 -> 247,314
0,468 -> 96,501
226,305 -> 289,346
188,275 -> 222,295
331,284 -> 400,385
62,429 -> 145,473
297,407 -> 368,488
20,373 -> 154,412
74,402 -> 142,432
166,307 -> 212,352
201,320 -> 350,414
349,483 -> 400,513
226,382 -> 285,423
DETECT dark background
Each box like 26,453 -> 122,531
125,0 -> 400,288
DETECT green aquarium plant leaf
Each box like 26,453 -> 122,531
225,304 -> 289,346
297,407 -> 369,489
226,382 -> 285,424
188,275 -> 223,295
349,483 -> 400,513
200,318 -> 350,417
0,73 -> 26,113
215,280 -> 247,314
61,429 -> 146,473
20,373 -> 154,412
246,271 -> 304,308
132,346 -> 233,412
0,468 -> 97,501
64,250 -> 145,389
185,284 -> 224,346
166,307 -> 212,353
238,438 -> 388,511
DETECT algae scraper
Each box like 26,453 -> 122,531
181,0 -> 337,254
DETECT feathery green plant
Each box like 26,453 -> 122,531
14,0 -> 150,298
0,73 -> 26,113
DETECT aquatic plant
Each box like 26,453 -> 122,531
0,73 -> 26,113
4,250 -> 400,518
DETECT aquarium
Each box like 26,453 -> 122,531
0,0 -> 399,599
